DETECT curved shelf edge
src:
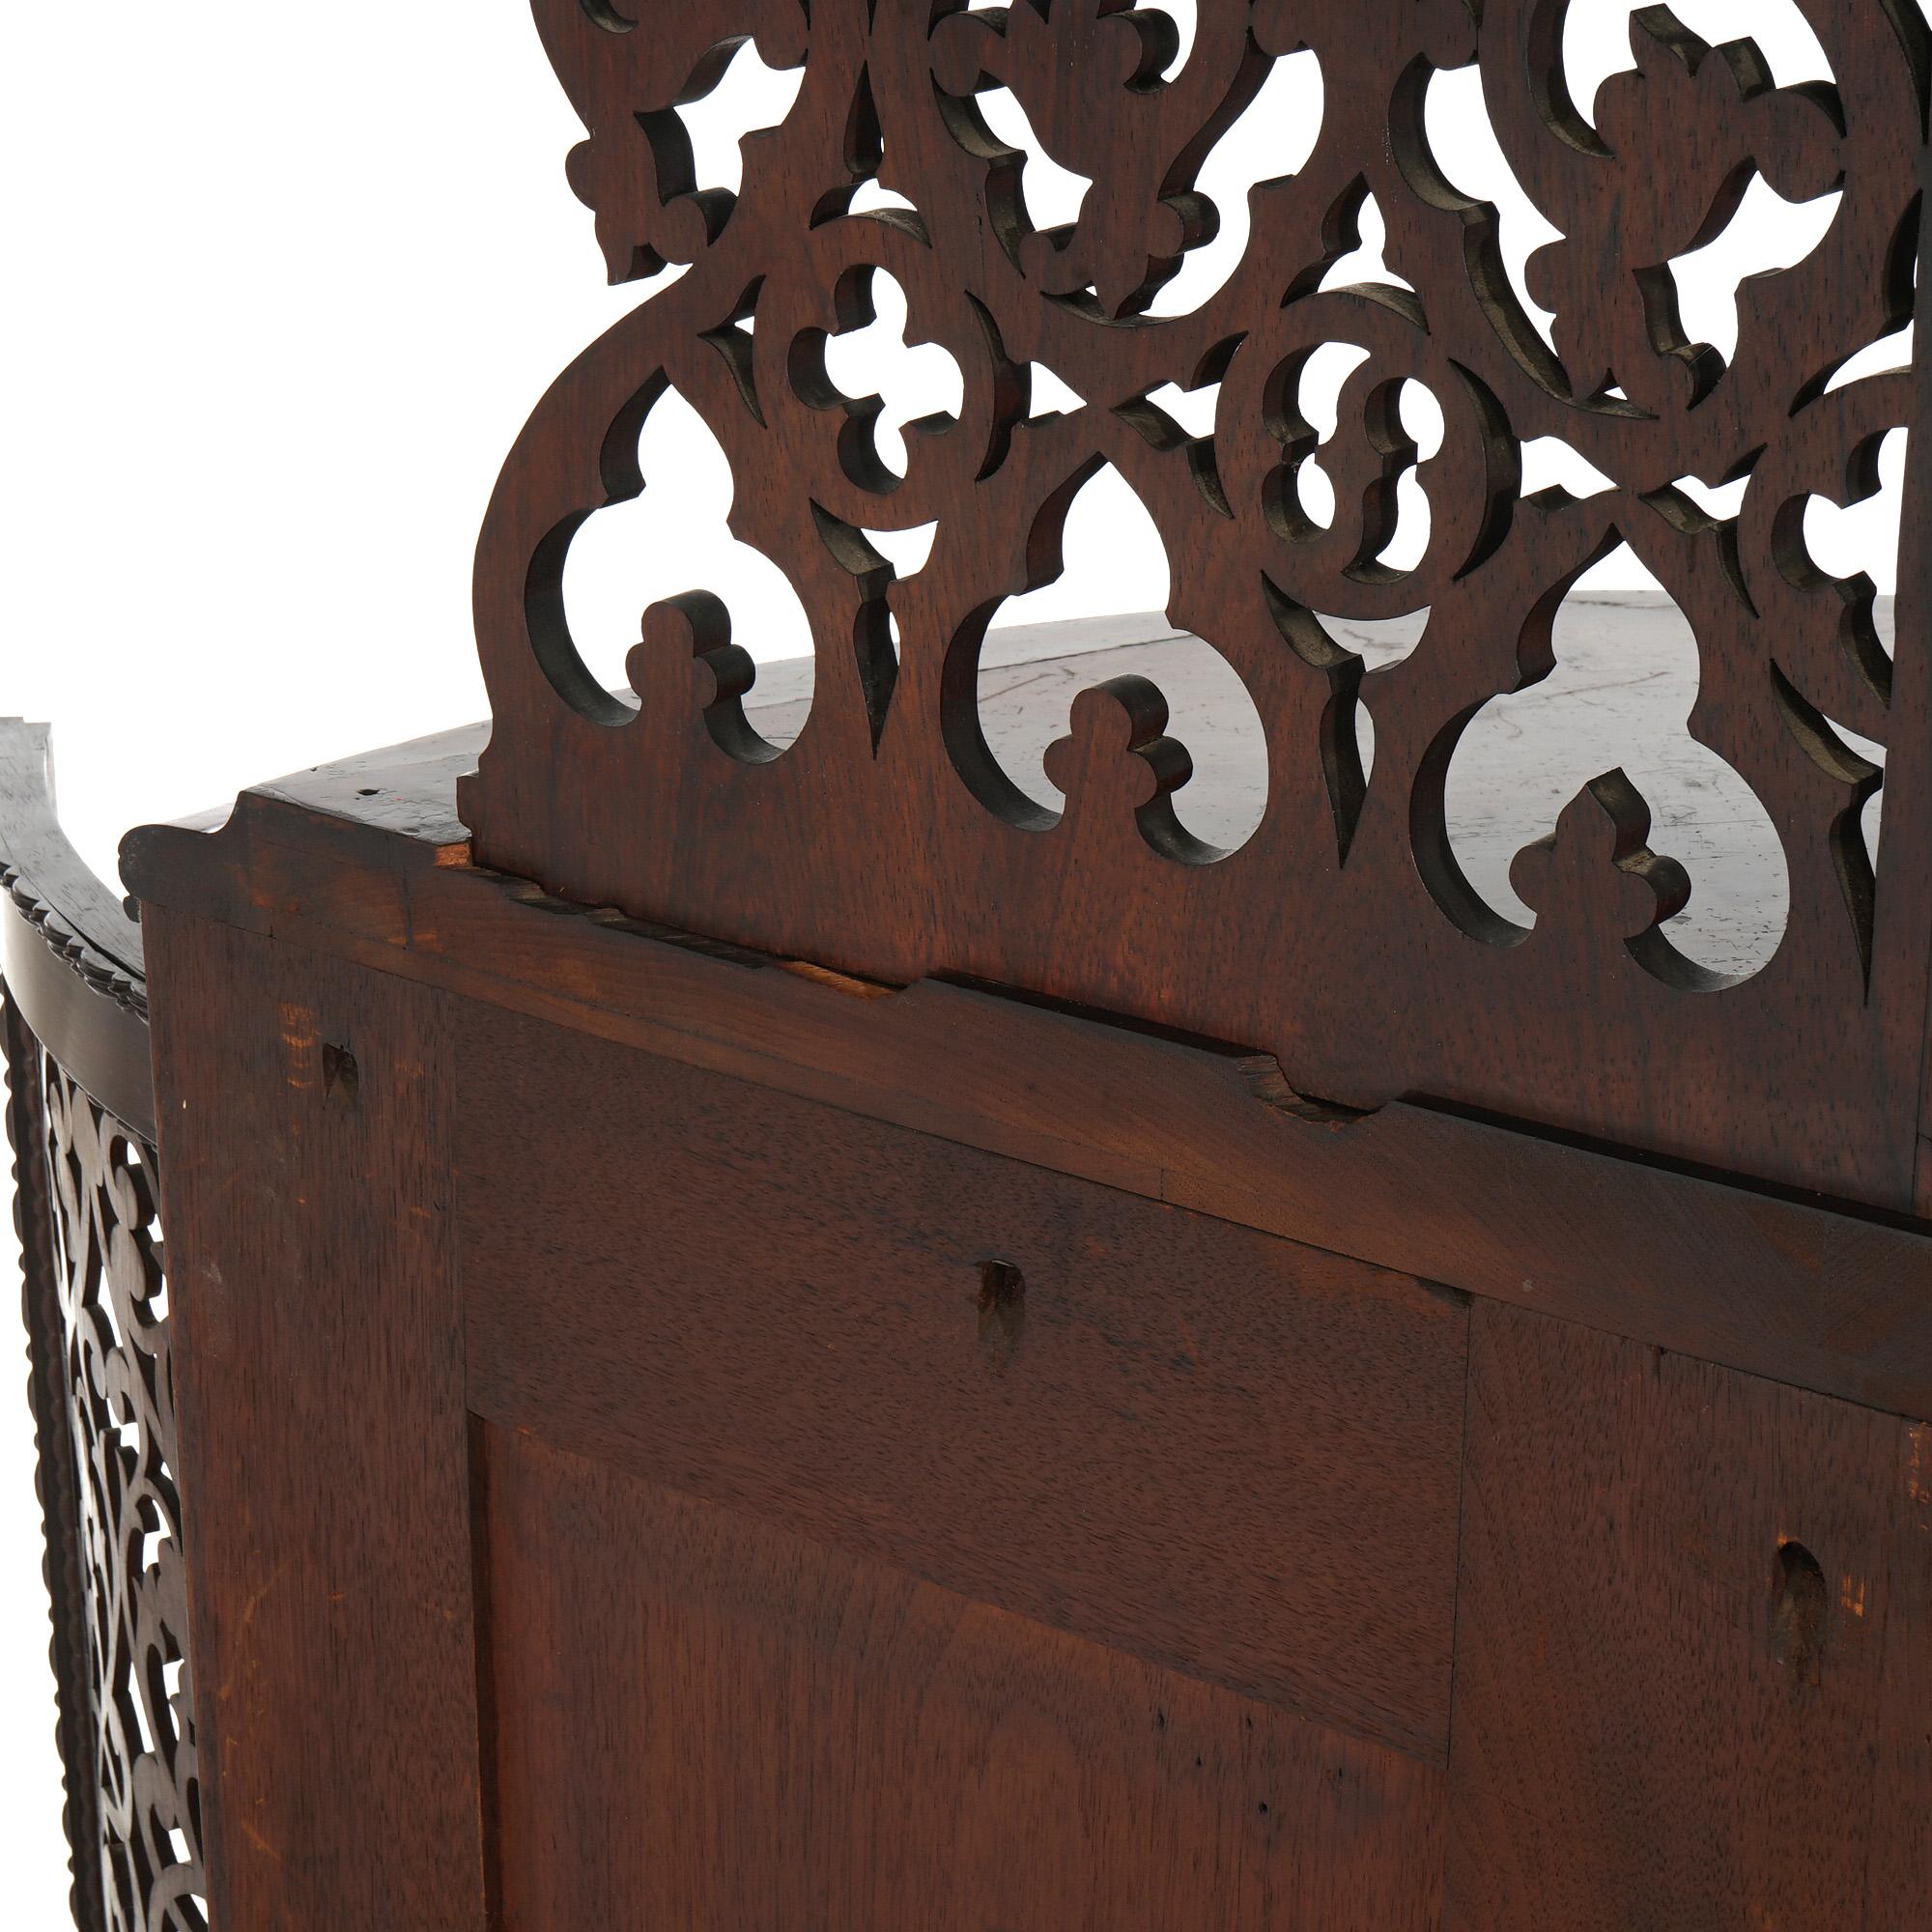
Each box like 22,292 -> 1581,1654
0,721 -> 155,1141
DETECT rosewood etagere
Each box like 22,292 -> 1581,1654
14,2 -> 1932,1926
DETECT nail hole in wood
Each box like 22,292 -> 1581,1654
321,1041 -> 359,1103
1770,1539 -> 1827,1685
978,1260 -> 1026,1354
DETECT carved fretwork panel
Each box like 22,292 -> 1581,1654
33,1055 -> 206,1932
463,1 -> 1932,1205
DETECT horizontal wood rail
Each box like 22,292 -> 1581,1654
125,745 -> 1932,1429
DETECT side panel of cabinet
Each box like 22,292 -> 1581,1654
1445,1301 -> 1932,1932
145,912 -> 490,1931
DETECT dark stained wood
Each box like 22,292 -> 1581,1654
40,8 -> 1932,1925
126,780 -> 1932,1426
142,911 -> 488,1932
478,1419 -> 1448,1932
1,720 -> 154,1139
1867,1412 -> 1932,1925
1445,1300 -> 1932,1932
4,1000 -> 106,1932
2,722 -> 200,1930
451,1 -> 1932,1209
0,722 -> 145,987
1907,178 -> 1932,1222
460,1003 -> 1469,1762
28,1058 -> 203,1930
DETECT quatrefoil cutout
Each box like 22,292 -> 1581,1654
790,267 -> 967,493
470,0 -> 1927,1053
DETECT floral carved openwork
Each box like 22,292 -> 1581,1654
29,1057 -> 204,1932
463,1 -> 1932,1203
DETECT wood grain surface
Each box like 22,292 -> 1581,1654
739,596 -> 1892,985
478,1419 -> 1448,1932
67,6 -> 1932,1923
458,3 -> 1932,1209
1446,1301 -> 1932,1932
459,1001 -> 1469,1762
125,779 -> 1932,1426
143,912 -> 489,1931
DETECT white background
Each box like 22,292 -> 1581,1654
0,4 -> 1916,1917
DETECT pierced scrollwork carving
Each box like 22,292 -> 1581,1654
464,0 -> 1932,1203
929,1 -> 1274,317
1508,769 -> 1708,990
1512,5 -> 1847,414
628,589 -> 781,765
533,0 -> 810,282
1042,673 -> 1217,864
30,1060 -> 204,1932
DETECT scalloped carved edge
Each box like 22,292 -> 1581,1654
0,720 -> 146,1020
0,723 -> 156,1143
1,868 -> 147,1020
